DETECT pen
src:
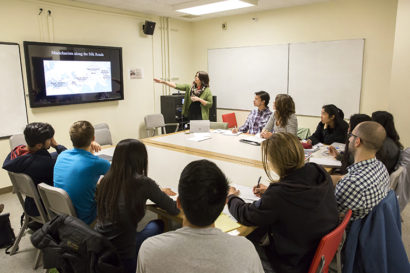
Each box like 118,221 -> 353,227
257,176 -> 261,188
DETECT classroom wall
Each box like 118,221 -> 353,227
389,0 -> 410,148
191,0 -> 398,133
0,0 -> 193,189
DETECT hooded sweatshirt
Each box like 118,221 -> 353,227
228,163 -> 338,273
2,144 -> 66,216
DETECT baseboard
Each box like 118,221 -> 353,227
0,186 -> 13,195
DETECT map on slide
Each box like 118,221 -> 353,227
44,60 -> 112,96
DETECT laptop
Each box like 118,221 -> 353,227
189,120 -> 210,133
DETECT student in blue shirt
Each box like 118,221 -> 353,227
54,120 -> 110,225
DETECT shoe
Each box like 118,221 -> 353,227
0,204 -> 4,214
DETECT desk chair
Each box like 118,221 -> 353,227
94,123 -> 113,145
308,210 -> 352,273
144,113 -> 179,137
297,128 -> 311,140
37,183 -> 77,220
210,121 -> 229,129
9,133 -> 26,150
7,171 -> 48,270
222,113 -> 237,128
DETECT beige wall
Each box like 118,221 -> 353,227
389,0 -> 410,147
192,0 -> 398,132
0,0 -> 193,188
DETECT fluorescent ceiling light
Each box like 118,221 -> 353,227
176,0 -> 256,16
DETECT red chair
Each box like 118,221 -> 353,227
308,210 -> 352,273
222,113 -> 238,128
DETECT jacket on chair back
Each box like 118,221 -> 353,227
31,215 -> 123,273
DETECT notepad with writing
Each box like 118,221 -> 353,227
215,213 -> 241,233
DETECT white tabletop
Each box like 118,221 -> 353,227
143,131 -> 264,168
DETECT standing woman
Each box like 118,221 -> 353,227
154,71 -> 213,120
228,133 -> 338,273
95,139 -> 179,273
307,104 -> 348,145
261,94 -> 298,138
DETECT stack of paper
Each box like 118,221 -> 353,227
215,213 -> 241,232
187,133 -> 211,142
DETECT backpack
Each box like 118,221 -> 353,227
0,213 -> 16,253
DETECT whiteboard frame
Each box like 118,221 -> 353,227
0,42 -> 28,138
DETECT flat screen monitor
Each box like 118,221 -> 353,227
24,41 -> 124,108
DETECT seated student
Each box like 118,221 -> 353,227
307,104 -> 348,145
233,91 -> 272,135
137,160 -> 264,273
228,133 -> 338,273
95,139 -> 179,273
335,121 -> 390,221
372,111 -> 403,174
54,121 -> 110,225
329,114 -> 372,184
3,122 -> 67,217
260,94 -> 298,138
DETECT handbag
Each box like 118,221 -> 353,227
0,213 -> 16,253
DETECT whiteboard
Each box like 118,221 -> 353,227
208,45 -> 289,110
288,39 -> 364,117
0,43 -> 28,137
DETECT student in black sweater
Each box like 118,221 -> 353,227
228,133 -> 339,273
372,111 -> 403,174
95,139 -> 179,273
307,104 -> 348,145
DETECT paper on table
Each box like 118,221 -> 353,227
188,133 -> 211,142
309,157 -> 342,167
230,183 -> 260,203
215,213 -> 241,232
330,142 -> 346,151
222,131 -> 242,136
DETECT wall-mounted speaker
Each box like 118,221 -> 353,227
142,20 -> 156,35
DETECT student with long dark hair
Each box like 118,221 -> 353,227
307,104 -> 348,145
261,94 -> 298,138
154,71 -> 213,120
372,111 -> 402,173
95,139 -> 179,273
329,114 -> 372,173
228,133 -> 338,273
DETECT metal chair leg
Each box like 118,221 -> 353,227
10,213 -> 29,255
33,249 -> 42,269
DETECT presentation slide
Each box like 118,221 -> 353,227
43,60 -> 112,96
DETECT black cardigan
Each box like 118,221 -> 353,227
309,121 -> 348,145
95,175 -> 179,259
228,163 -> 339,273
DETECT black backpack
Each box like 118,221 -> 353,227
0,213 -> 16,253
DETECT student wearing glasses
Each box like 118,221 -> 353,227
335,121 -> 390,221
154,71 -> 213,121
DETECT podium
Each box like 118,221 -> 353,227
161,95 -> 217,133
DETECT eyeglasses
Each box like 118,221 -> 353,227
348,132 -> 359,139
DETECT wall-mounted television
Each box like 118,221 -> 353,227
23,41 -> 124,108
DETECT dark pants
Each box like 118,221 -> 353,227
122,219 -> 164,273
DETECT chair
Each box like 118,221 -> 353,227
7,171 -> 48,269
9,133 -> 26,150
94,123 -> 113,145
144,114 -> 179,137
210,121 -> 229,129
222,113 -> 237,128
37,183 -> 77,220
297,127 -> 311,140
308,210 -> 352,273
